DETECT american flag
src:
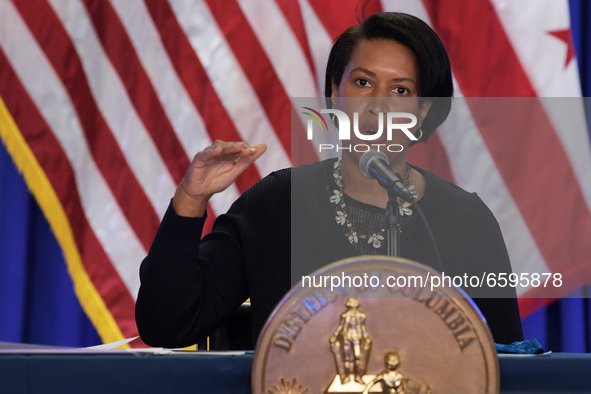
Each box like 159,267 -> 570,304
0,0 -> 589,346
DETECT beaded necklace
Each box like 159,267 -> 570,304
330,156 -> 418,248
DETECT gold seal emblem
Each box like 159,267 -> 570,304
252,256 -> 499,393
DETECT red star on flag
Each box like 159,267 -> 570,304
548,29 -> 576,68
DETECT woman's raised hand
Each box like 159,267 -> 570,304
172,141 -> 267,217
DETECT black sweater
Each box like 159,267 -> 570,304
136,160 -> 523,347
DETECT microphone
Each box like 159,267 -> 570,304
359,150 -> 415,202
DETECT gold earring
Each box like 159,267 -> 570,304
415,128 -> 423,141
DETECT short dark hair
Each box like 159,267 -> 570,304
325,12 -> 453,142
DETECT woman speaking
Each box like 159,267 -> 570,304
135,12 -> 524,348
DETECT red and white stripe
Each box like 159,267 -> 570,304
387,0 -> 591,313
0,0 -> 589,344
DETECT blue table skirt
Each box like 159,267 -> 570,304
1,352 -> 590,393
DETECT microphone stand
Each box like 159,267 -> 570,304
385,187 -> 401,257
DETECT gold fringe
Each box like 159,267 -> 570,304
0,95 -> 128,347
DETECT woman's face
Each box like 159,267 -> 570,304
331,39 -> 429,161
334,38 -> 420,99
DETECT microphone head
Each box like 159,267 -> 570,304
359,150 -> 389,179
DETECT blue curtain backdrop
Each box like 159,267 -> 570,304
0,2 -> 590,349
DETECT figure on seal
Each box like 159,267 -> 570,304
330,298 -> 372,384
363,351 -> 431,394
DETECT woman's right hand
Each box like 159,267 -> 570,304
172,141 -> 267,217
